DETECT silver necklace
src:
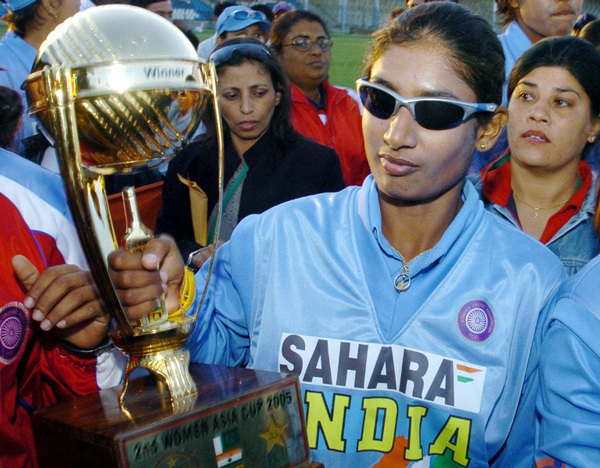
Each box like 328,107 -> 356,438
394,264 -> 411,292
393,248 -> 432,293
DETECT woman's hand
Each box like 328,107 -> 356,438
190,240 -> 225,270
108,235 -> 185,323
12,255 -> 109,350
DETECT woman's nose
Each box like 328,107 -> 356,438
527,101 -> 550,123
240,95 -> 253,114
383,106 -> 417,150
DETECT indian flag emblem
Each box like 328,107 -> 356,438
213,429 -> 243,468
456,363 -> 483,384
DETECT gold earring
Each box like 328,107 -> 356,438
480,144 -> 486,150
590,136 -> 597,143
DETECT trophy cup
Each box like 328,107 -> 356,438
26,6 -> 313,467
24,4 -> 222,405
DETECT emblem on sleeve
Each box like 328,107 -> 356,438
0,302 -> 30,365
457,299 -> 495,343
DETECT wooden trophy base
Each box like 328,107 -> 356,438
34,363 -> 319,468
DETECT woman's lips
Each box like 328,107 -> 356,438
552,7 -> 575,17
238,121 -> 259,131
308,60 -> 326,68
522,130 -> 550,144
379,155 -> 419,176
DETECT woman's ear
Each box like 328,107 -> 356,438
40,0 -> 60,18
587,117 -> 600,144
274,90 -> 281,106
476,106 -> 508,152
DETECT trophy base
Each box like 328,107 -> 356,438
33,363 -> 317,468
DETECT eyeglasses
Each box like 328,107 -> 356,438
173,90 -> 187,97
356,78 -> 498,131
282,38 -> 333,52
228,9 -> 267,21
210,42 -> 273,67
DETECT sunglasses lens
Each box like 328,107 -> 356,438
233,11 -> 250,19
414,101 -> 465,130
359,82 -> 475,130
360,85 -> 396,120
210,44 -> 271,67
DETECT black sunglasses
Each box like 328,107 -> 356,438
356,78 -> 498,131
209,42 -> 273,67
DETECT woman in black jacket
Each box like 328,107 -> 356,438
155,38 -> 345,268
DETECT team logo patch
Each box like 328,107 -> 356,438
0,302 -> 30,365
457,299 -> 495,343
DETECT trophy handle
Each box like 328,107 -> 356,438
187,60 -> 225,322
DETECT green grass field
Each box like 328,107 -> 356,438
329,34 -> 372,88
1,22 -> 371,89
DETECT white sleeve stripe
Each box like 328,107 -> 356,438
0,175 -> 88,269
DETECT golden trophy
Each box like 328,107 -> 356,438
25,4 -> 223,406
26,6 -> 313,467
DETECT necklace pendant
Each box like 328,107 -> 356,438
394,271 -> 411,293
533,210 -> 539,220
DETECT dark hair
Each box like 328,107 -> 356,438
205,37 -> 297,148
214,1 -> 236,18
0,86 -> 23,149
579,19 -> 600,50
364,2 -> 504,125
495,0 -> 515,27
508,36 -> 600,117
130,0 -> 165,8
4,0 -> 43,37
252,4 -> 274,22
389,7 -> 404,20
270,10 -> 329,52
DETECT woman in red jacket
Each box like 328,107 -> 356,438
0,174 -> 115,467
270,10 -> 370,186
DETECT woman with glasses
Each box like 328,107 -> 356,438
470,36 -> 600,276
155,37 -> 344,269
111,4 -> 564,465
270,10 -> 370,186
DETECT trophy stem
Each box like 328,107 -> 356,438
118,346 -> 197,412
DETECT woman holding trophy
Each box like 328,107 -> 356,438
110,3 -> 568,465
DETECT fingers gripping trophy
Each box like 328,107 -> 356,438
24,5 -> 225,408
